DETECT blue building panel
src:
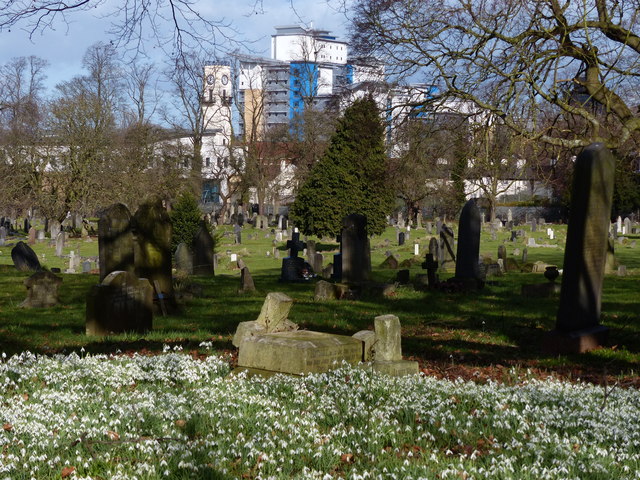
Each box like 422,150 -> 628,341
289,63 -> 319,119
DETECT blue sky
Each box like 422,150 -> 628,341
0,0 -> 351,94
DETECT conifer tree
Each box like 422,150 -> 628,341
169,191 -> 202,252
290,96 -> 393,237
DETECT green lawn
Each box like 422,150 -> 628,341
1,223 -> 639,380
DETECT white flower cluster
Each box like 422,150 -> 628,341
1,353 -> 639,479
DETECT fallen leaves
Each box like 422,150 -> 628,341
61,466 -> 75,478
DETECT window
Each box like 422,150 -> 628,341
205,157 -> 211,167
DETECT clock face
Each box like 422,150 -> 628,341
221,74 -> 229,85
206,74 -> 215,85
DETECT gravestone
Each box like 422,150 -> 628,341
192,223 -> 214,275
380,254 -> 399,269
55,232 -> 65,257
86,270 -> 153,336
50,221 -> 61,241
454,200 -> 481,285
617,215 -> 622,233
624,217 -> 631,235
398,231 -> 405,246
19,271 -> 63,308
67,251 -> 77,274
314,280 -> 337,301
28,227 -> 36,245
341,214 -> 371,285
98,203 -> 134,282
436,218 -> 443,235
371,315 -> 419,375
428,237 -> 439,261
507,208 -> 513,222
82,260 -> 92,273
497,244 -> 507,264
549,143 -> 614,353
439,224 -> 456,272
133,196 -> 174,305
175,242 -> 193,275
36,230 -> 45,243
0,225 -> 6,246
421,253 -> 439,288
11,241 -> 41,272
280,231 -> 306,282
531,218 -> 537,232
510,230 -> 517,242
522,247 -> 528,263
312,252 -> 324,274
306,240 -> 317,271
234,224 -> 242,244
239,266 -> 256,293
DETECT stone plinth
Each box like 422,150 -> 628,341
543,326 -> 609,354
237,331 -> 363,375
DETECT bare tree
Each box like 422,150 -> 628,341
0,0 -> 241,59
350,0 -> 640,150
0,56 -> 49,217
47,42 -> 123,218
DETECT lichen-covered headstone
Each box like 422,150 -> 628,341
98,203 -> 134,282
257,292 -> 293,332
86,270 -> 153,336
133,196 -> 173,303
11,241 -> 41,272
20,271 -> 62,308
551,143 -> 615,352
374,314 -> 402,361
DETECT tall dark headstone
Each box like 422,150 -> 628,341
454,200 -> 481,282
398,231 -> 405,246
133,196 -> 174,303
192,223 -> 214,275
341,214 -> 371,285
550,143 -> 615,353
98,203 -> 134,282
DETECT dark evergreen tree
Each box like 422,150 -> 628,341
169,191 -> 202,252
289,96 -> 393,237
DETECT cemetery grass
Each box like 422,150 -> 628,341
1,226 -> 640,386
2,227 -> 640,479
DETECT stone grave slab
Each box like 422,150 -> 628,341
237,330 -> 363,375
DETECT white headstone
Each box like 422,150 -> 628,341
230,253 -> 237,262
414,244 -> 419,256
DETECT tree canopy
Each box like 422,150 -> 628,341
289,95 -> 393,237
350,0 -> 640,150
